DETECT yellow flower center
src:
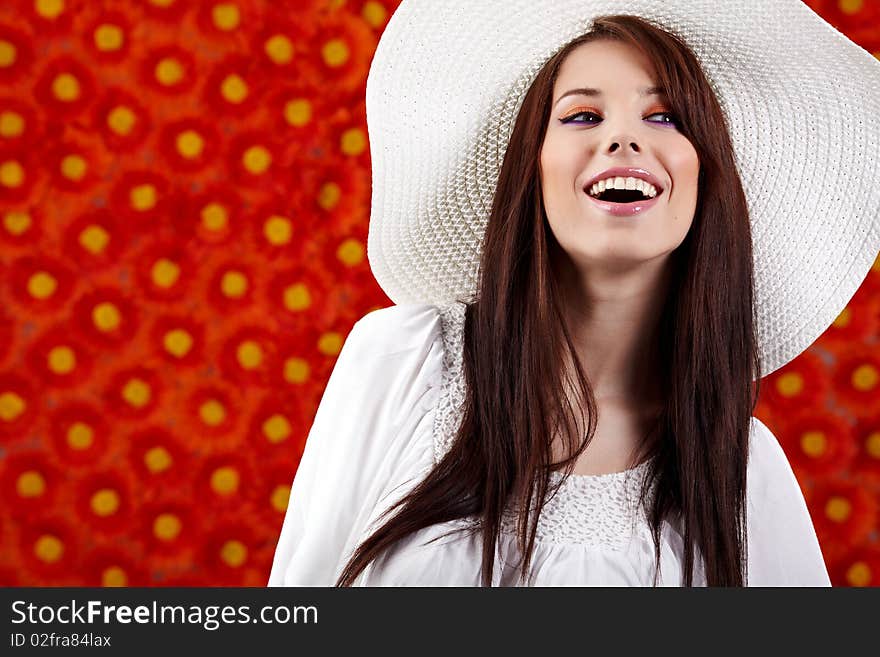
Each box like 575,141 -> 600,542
79,225 -> 110,254
67,422 -> 93,450
94,24 -> 124,51
262,414 -> 291,443
164,329 -> 193,358
799,431 -> 827,458
265,34 -> 293,64
825,496 -> 852,523
34,534 -> 63,563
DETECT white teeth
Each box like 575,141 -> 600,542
588,175 -> 660,199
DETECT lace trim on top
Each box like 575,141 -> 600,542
431,300 -> 654,549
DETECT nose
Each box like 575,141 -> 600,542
606,139 -> 641,154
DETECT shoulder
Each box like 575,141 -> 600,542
746,415 -> 804,506
747,417 -> 786,480
748,416 -> 789,470
350,301 -> 466,357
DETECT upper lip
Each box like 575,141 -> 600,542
583,167 -> 665,195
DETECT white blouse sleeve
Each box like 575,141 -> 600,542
267,303 -> 444,586
745,416 -> 832,586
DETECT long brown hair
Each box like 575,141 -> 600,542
336,14 -> 760,587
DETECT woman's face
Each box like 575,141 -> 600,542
540,39 -> 700,273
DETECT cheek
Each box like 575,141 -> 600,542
670,141 -> 700,200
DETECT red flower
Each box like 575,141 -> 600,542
266,263 -> 334,323
138,499 -> 201,565
304,10 -> 377,96
0,146 -> 43,203
141,45 -> 198,95
83,11 -> 132,64
195,0 -> 264,41
206,260 -> 257,312
832,344 -> 880,415
93,87 -> 152,152
324,97 -> 369,166
0,22 -> 35,84
21,0 -> 81,35
81,545 -> 151,587
181,386 -> 241,448
353,0 -> 396,32
271,327 -> 322,400
322,229 -> 371,283
7,254 -> 76,313
255,463 -> 301,530
298,158 -> 371,226
127,426 -> 193,494
267,83 -> 332,152
150,314 -> 206,367
0,95 -> 41,151
18,516 -> 81,584
271,320 -> 353,403
199,516 -> 265,584
1,204 -> 44,249
47,400 -> 112,469
133,239 -> 196,303
71,286 -> 140,349
828,544 -> 880,587
194,452 -> 258,510
218,325 -> 279,387
158,116 -> 222,172
72,469 -> 135,535
25,323 -> 95,389
179,185 -> 244,246
251,14 -> 317,75
203,54 -> 266,117
248,196 -> 317,262
775,410 -> 857,479
226,130 -> 284,190
760,349 -> 830,415
103,366 -> 163,420
808,478 -> 878,547
247,393 -> 308,463
33,55 -> 96,117
61,208 -> 131,271
47,139 -> 105,194
851,412 -> 880,485
109,169 -> 172,228
0,451 -> 64,520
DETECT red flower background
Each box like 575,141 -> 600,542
0,0 -> 877,587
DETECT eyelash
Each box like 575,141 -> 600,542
560,110 -> 680,128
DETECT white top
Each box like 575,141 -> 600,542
268,302 -> 831,587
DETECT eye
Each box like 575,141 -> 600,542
645,112 -> 680,127
559,111 -> 602,125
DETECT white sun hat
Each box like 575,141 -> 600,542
364,0 -> 880,377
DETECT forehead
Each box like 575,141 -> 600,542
554,39 -> 658,94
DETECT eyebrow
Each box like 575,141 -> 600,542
553,86 -> 667,108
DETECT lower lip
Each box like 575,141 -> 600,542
584,191 -> 662,217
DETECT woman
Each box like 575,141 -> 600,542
269,1 -> 880,586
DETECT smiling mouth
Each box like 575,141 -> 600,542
592,188 -> 653,203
